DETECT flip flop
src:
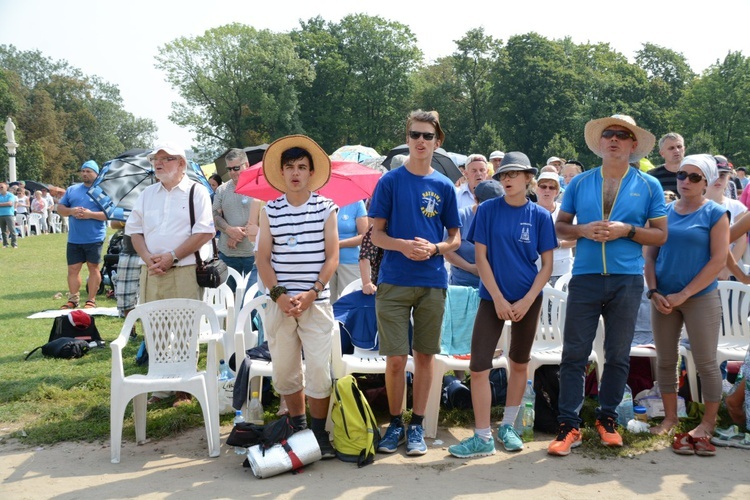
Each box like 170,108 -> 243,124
60,300 -> 78,310
83,300 -> 97,309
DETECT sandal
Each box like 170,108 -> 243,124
672,433 -> 695,455
692,436 -> 716,456
60,300 -> 78,310
83,299 -> 97,309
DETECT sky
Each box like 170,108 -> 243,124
2,0 -> 750,151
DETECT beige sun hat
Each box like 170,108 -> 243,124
584,114 -> 655,162
262,135 -> 331,193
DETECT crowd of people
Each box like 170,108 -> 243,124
7,105 -> 749,464
0,180 -> 63,248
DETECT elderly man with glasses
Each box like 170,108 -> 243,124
548,115 -> 667,456
213,148 -> 261,291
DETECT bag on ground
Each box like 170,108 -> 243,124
331,374 -> 380,467
26,311 -> 103,360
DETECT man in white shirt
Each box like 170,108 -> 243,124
126,143 -> 215,303
456,154 -> 495,209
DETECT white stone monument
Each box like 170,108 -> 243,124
5,117 -> 18,182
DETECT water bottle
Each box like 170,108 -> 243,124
218,359 -> 232,381
247,391 -> 264,425
616,384 -> 634,426
233,410 -> 246,455
514,380 -> 536,432
521,402 -> 535,442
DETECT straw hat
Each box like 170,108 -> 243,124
584,114 -> 655,162
262,135 -> 331,193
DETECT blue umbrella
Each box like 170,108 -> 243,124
87,150 -> 212,221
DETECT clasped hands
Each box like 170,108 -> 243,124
584,220 -> 629,243
277,292 -> 315,318
402,237 -> 434,261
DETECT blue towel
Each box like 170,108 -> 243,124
440,286 -> 480,355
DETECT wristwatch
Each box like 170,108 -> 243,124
626,225 -> 637,239
311,284 -> 323,298
646,289 -> 658,299
170,250 -> 179,265
433,243 -> 440,256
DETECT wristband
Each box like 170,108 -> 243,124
433,244 -> 440,256
315,279 -> 325,289
270,285 -> 288,303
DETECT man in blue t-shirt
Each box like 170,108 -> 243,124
548,114 -> 668,457
369,110 -> 461,456
0,182 -> 18,248
57,161 -> 108,309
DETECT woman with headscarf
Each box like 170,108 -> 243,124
645,154 -> 729,456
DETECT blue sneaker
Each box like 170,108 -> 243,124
377,423 -> 405,453
498,424 -> 523,452
406,424 -> 427,456
448,433 -> 496,458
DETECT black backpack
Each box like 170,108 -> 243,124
533,364 -> 561,433
25,314 -> 103,360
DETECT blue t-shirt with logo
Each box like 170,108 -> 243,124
0,192 -> 16,217
468,197 -> 557,302
59,183 -> 107,244
561,166 -> 667,276
368,167 -> 461,288
655,201 -> 728,296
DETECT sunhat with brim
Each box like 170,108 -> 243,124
537,172 -> 561,188
262,135 -> 331,193
147,142 -> 187,164
492,151 -> 537,179
584,114 -> 655,162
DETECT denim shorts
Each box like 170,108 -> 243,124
66,241 -> 104,265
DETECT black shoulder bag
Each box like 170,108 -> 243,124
189,184 -> 228,288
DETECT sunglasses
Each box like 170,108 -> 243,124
226,166 -> 243,172
676,171 -> 705,183
601,129 -> 635,141
408,131 -> 436,141
537,184 -> 558,190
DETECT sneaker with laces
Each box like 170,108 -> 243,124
596,417 -> 623,447
406,424 -> 427,456
498,424 -> 524,452
313,429 -> 336,459
448,433 -> 496,458
377,423 -> 405,453
547,423 -> 582,456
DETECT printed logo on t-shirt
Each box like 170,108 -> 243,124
519,223 -> 531,243
421,191 -> 441,217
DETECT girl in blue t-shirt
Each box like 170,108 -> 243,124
645,154 -> 729,456
449,152 -> 557,458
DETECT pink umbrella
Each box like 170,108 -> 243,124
235,160 -> 381,207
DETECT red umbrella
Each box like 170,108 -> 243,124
234,160 -> 381,207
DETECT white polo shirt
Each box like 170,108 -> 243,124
125,174 -> 215,265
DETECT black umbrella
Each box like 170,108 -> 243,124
382,145 -> 463,183
214,144 -> 269,181
19,180 -> 49,194
87,151 -> 213,221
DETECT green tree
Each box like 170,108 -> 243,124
156,24 -> 314,150
543,134 -> 578,168
673,52 -> 750,164
469,123 -> 505,158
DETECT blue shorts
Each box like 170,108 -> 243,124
67,241 -> 104,266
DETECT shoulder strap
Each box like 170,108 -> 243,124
25,345 -> 43,360
189,183 -> 219,265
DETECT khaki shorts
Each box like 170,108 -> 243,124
375,283 -> 446,356
139,265 -> 202,302
265,301 -> 334,399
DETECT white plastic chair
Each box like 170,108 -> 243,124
110,299 -> 221,463
233,295 -> 270,415
14,214 -> 28,238
553,272 -> 572,293
683,281 -> 750,402
49,213 -> 62,233
340,278 -> 363,297
27,213 -> 42,235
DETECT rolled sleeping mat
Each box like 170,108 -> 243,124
247,429 -> 322,478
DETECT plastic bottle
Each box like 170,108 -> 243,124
218,359 -> 232,381
233,410 -> 247,455
247,391 -> 264,425
521,402 -> 535,442
514,380 -> 536,432
616,384 -> 634,426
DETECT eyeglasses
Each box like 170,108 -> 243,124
601,129 -> 635,141
408,131 -> 436,141
676,171 -> 705,183
226,166 -> 243,172
537,184 -> 557,190
497,171 -> 522,180
151,156 -> 179,164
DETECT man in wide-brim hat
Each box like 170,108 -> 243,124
548,114 -> 668,456
256,134 -> 338,459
